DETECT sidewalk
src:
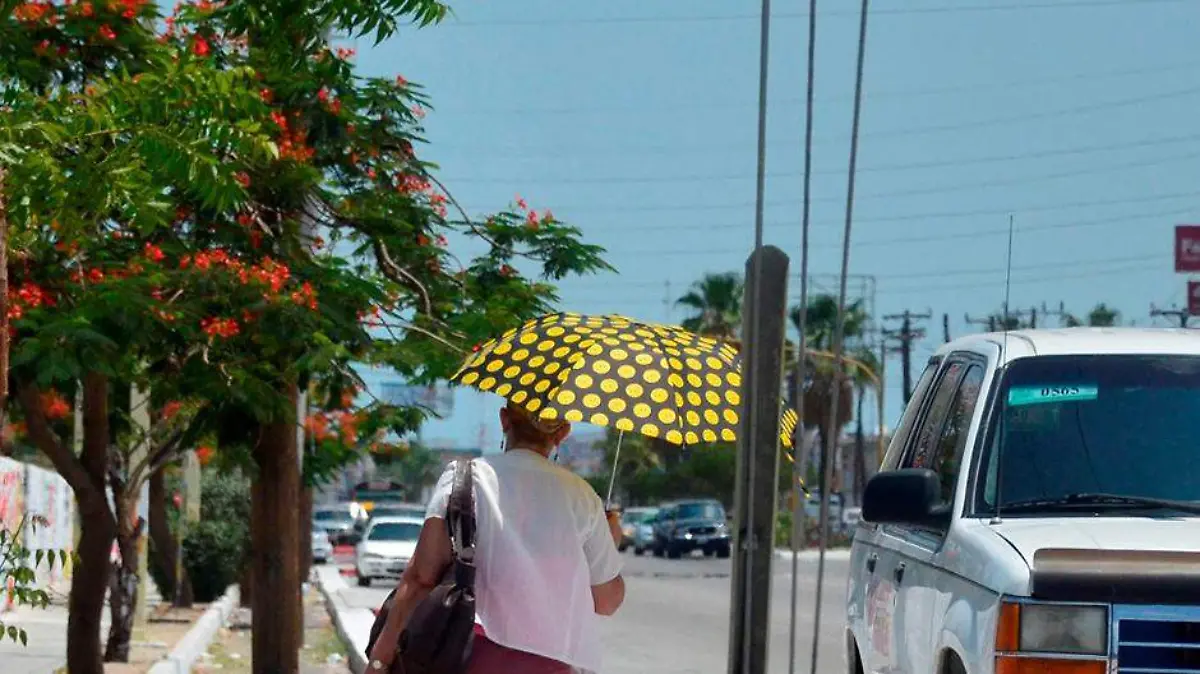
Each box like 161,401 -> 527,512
193,584 -> 351,674
0,579 -> 194,674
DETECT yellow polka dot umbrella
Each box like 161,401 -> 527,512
450,312 -> 800,479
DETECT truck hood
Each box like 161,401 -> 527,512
991,517 -> 1200,566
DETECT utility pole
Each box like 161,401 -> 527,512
942,313 -> 950,343
1039,301 -> 1069,327
1150,303 -> 1190,328
965,312 -> 997,332
882,310 -> 930,405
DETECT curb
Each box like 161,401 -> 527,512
147,585 -> 240,674
773,548 -> 851,561
317,565 -> 373,674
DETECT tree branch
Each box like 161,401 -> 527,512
16,379 -> 99,500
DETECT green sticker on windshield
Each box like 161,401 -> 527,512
1008,385 -> 1098,407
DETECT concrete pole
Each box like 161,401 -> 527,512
129,382 -> 151,624
728,245 -> 789,674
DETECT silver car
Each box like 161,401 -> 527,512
311,528 -> 333,564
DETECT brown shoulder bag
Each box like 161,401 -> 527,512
366,459 -> 477,674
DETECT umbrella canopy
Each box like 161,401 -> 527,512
451,312 -> 798,448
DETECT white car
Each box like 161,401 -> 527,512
847,328 -> 1200,674
311,529 -> 333,565
354,516 -> 423,587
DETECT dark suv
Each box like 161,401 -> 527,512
651,499 -> 731,559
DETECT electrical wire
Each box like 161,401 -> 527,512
434,0 -> 1188,28
433,59 -> 1200,116
787,0 -> 819,669
444,133 -> 1200,185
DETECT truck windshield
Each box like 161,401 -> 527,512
676,502 -> 724,520
975,354 -> 1200,514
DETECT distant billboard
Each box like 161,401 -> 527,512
1189,281 -> 1200,316
379,382 -> 455,417
1175,225 -> 1200,272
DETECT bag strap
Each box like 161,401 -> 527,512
445,460 -> 477,558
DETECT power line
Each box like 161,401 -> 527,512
581,207 -> 1191,259
579,252 -> 1165,288
435,0 -> 1189,28
435,83 -> 1200,156
447,132 -> 1200,185
565,263 -> 1168,306
447,148 -> 1200,205
475,187 -> 1200,218
432,59 -> 1200,116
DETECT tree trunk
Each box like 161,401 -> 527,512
70,495 -> 116,674
0,167 -> 9,411
251,381 -> 302,674
67,373 -> 116,674
104,503 -> 141,662
149,467 -> 193,606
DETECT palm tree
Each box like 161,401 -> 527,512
848,347 -> 880,506
676,272 -> 743,339
785,294 -> 869,495
1062,303 -> 1120,327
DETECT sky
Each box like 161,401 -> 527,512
345,0 -> 1200,451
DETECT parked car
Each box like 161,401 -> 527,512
354,516 -> 423,587
847,328 -> 1200,674
314,504 -> 360,545
311,528 -> 333,565
651,499 -> 731,559
365,503 -> 426,522
619,507 -> 658,554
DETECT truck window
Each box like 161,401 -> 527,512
930,364 -> 985,505
975,354 -> 1200,513
907,361 -> 966,470
879,358 -> 941,471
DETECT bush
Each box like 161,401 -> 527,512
181,469 -> 250,602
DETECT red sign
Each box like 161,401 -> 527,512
1176,226 -> 1200,272
1189,281 -> 1200,316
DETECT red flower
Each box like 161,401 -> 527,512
195,445 -> 214,465
411,104 -> 426,119
396,75 -> 408,87
260,88 -> 273,103
143,243 -> 165,263
317,88 -> 329,103
542,210 -> 554,223
436,235 -> 448,247
41,391 -> 71,420
98,24 -> 117,40
234,172 -> 250,188
515,196 -> 528,211
162,401 -> 183,420
499,264 -> 515,277
86,268 -> 104,283
191,36 -> 210,57
526,211 -> 539,227
81,2 -> 93,16
329,99 -> 342,115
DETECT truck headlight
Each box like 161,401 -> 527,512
998,601 -> 1108,656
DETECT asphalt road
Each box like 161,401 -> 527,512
338,550 -> 851,674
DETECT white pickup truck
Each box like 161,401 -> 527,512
846,328 -> 1200,674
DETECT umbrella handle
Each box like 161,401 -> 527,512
605,430 -> 624,508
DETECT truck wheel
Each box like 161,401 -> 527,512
667,544 -> 682,559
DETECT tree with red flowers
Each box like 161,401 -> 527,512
4,2 -> 611,673
2,1 -> 281,670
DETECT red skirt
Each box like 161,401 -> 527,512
468,625 -> 573,673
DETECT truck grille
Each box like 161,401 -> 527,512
689,526 -> 717,535
1116,607 -> 1200,674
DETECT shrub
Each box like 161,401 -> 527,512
181,469 -> 250,602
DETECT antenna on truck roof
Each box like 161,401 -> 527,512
990,214 -> 1016,525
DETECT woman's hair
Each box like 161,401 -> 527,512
505,401 -> 566,447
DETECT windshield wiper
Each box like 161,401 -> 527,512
1000,493 -> 1200,516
